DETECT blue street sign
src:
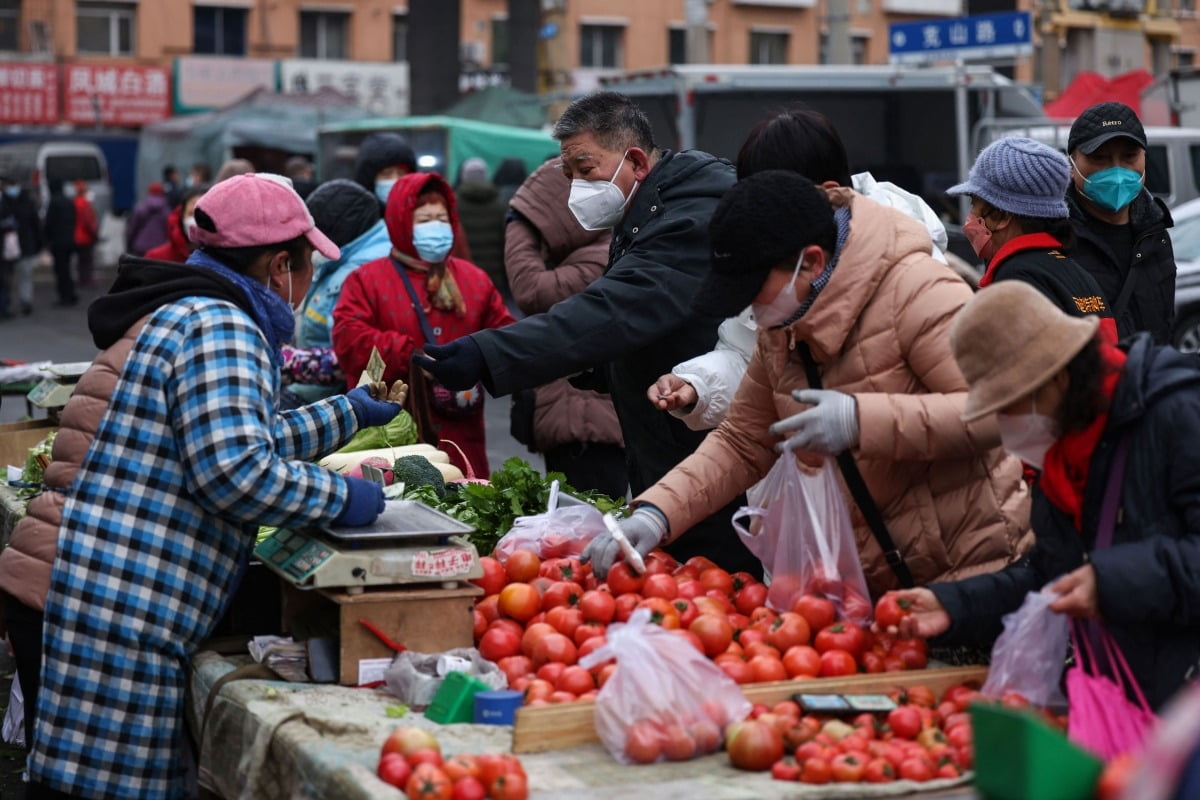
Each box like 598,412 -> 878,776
888,10 -> 1032,64
539,22 -> 559,40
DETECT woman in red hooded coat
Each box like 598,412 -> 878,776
332,173 -> 514,477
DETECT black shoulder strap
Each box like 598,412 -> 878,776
392,258 -> 439,346
1112,263 -> 1139,322
796,341 -> 915,589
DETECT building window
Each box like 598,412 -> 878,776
393,13 -> 407,62
0,0 -> 17,52
300,10 -> 349,60
580,24 -> 622,68
1180,50 -> 1196,68
194,6 -> 246,55
669,27 -> 714,63
77,1 -> 135,56
818,33 -> 868,64
749,31 -> 788,64
491,18 -> 509,67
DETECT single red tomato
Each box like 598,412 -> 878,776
579,590 -> 615,623
555,665 -> 595,696
544,605 -> 584,639
606,562 -> 645,595
675,577 -> 704,600
886,706 -> 923,740
643,573 -> 679,600
699,567 -> 735,597
689,718 -> 722,754
898,756 -> 934,782
818,649 -> 859,677
613,592 -> 642,622
450,776 -> 487,800
519,622 -> 556,657
498,583 -> 541,622
782,645 -> 822,678
377,752 -> 412,788
495,655 -> 533,687
573,621 -> 607,647
541,580 -> 584,610
719,658 -> 755,685
813,623 -> 865,657
380,727 -> 440,759
891,639 -> 929,670
770,757 -> 801,781
1096,753 -> 1137,800
799,756 -> 832,784
531,632 -> 577,667
406,763 -> 452,800
478,626 -> 521,662
441,754 -> 479,783
830,753 -> 866,782
748,654 -> 788,683
792,595 -> 837,633
684,555 -> 719,573
488,771 -> 529,800
873,594 -> 913,628
733,582 -> 769,615
671,598 -> 699,628
539,556 -> 584,582
472,609 -> 487,640
727,719 -> 784,771
863,757 -> 896,783
662,723 -> 698,762
406,748 -> 443,768
504,550 -> 541,583
766,612 -> 811,652
471,556 -> 506,596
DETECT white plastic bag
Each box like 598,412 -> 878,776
734,456 -> 872,623
579,608 -> 750,764
493,480 -> 606,562
981,589 -> 1070,708
383,647 -> 506,706
2,676 -> 24,747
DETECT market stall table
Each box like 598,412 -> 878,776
189,651 -> 984,800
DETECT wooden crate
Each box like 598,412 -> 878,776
0,419 -> 55,470
511,664 -> 988,754
318,583 -> 483,685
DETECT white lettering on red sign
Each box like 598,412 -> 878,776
65,64 -> 170,126
410,549 -> 474,578
0,63 -> 58,124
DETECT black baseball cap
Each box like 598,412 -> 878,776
1067,102 -> 1147,155
692,170 -> 836,319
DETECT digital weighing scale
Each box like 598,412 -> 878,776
26,361 -> 93,410
255,499 -> 484,593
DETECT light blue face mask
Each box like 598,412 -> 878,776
412,220 -> 454,263
1072,159 -> 1143,213
3,186 -> 19,198
375,179 -> 396,205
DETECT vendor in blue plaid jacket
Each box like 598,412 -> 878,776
11,173 -> 402,800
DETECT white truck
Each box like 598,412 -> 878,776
597,64 -> 1047,224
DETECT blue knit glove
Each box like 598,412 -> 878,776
333,476 -> 386,526
413,337 -> 485,391
346,384 -> 402,429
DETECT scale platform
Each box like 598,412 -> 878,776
255,500 -> 483,592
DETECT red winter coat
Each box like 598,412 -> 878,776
144,207 -> 191,263
73,193 -> 99,247
333,172 -> 514,477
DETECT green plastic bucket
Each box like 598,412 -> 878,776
425,671 -> 493,724
971,703 -> 1103,800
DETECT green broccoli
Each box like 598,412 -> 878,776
392,455 -> 447,498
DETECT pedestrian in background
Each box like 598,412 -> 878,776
161,164 -> 182,207
0,175 -> 43,318
43,178 -> 78,307
72,179 -> 100,289
456,156 -> 509,302
1066,102 -> 1175,342
124,182 -> 170,257
492,156 -> 528,204
188,162 -> 212,188
145,185 -> 208,264
504,158 -> 627,498
215,158 -> 255,183
285,155 -> 317,199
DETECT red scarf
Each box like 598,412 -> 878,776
978,232 -> 1063,288
1039,326 -> 1127,530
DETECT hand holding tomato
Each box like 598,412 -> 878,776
882,589 -> 951,639
1048,565 -> 1099,618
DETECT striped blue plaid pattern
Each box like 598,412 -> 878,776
29,297 -> 357,799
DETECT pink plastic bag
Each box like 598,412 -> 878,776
493,480 -> 606,562
578,608 -> 751,765
1066,619 -> 1158,761
733,456 -> 872,623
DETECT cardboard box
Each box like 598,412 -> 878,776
0,419 -> 56,471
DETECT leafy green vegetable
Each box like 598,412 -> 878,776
385,704 -> 409,718
337,411 -> 418,453
400,457 -> 627,556
15,431 -> 56,499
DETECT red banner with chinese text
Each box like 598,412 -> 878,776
0,62 -> 58,125
64,64 -> 170,126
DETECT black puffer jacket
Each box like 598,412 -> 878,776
985,233 -> 1114,322
472,149 -> 759,573
1067,187 -> 1175,344
931,334 -> 1200,710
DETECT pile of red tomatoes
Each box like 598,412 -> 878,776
470,549 -> 930,705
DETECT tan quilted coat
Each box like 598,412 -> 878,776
639,189 -> 1032,595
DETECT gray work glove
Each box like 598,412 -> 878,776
581,506 -> 668,580
770,389 -> 860,455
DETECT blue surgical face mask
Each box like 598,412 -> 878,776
1072,159 -> 1143,213
3,186 -> 19,198
412,220 -> 454,263
375,179 -> 396,205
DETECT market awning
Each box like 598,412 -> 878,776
1044,69 -> 1154,119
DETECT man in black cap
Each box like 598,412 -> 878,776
1066,101 -> 1175,343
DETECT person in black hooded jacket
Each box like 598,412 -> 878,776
44,178 -> 78,307
889,281 -> 1200,711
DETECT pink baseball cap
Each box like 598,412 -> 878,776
191,173 -> 340,260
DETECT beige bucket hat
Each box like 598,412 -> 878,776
951,281 -> 1100,422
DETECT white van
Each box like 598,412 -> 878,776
0,140 -> 112,222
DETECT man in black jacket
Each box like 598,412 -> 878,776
0,175 -> 43,318
416,91 -> 758,574
1066,102 -> 1176,344
44,178 -> 78,307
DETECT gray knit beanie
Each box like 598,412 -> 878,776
947,136 -> 1070,219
